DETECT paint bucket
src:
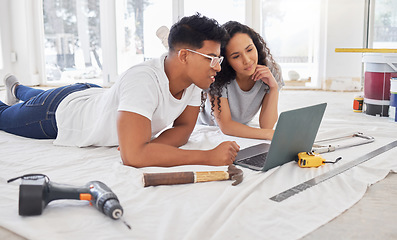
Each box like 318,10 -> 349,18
389,78 -> 397,122
362,53 -> 397,117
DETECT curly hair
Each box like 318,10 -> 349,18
168,13 -> 227,51
202,21 -> 280,115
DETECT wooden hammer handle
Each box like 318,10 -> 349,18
195,171 -> 229,182
143,171 -> 230,187
143,172 -> 194,187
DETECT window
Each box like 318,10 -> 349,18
43,0 -> 102,84
261,0 -> 321,86
115,0 -> 172,74
42,0 -> 172,84
184,0 -> 245,25
370,0 -> 397,48
39,0 -> 323,86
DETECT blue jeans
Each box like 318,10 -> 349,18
0,83 -> 101,139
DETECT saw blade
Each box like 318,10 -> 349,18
270,140 -> 397,202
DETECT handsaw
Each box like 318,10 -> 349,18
312,132 -> 375,154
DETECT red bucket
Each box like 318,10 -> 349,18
362,53 -> 397,116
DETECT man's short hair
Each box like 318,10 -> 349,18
168,13 -> 227,51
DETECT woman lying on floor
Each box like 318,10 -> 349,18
198,21 -> 284,140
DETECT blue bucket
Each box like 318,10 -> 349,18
390,78 -> 397,122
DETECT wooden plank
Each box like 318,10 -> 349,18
335,48 -> 397,53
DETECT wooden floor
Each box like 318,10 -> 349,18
303,173 -> 397,240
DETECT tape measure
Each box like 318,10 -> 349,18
270,140 -> 397,202
297,152 -> 325,167
297,151 -> 341,168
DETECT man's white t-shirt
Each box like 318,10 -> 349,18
53,54 -> 201,147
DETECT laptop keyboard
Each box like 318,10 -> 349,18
238,152 -> 268,168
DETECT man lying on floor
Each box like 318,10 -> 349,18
0,14 -> 240,168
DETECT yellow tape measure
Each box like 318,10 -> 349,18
297,151 -> 342,168
298,152 -> 325,167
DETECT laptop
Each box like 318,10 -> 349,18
234,103 -> 327,171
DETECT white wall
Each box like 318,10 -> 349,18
322,0 -> 366,90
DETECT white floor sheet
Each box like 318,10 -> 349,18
1,90 -> 396,240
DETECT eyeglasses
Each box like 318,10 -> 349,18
185,49 -> 224,68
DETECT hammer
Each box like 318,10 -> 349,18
143,165 -> 243,187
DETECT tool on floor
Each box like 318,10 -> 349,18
270,140 -> 397,202
297,151 -> 342,168
353,95 -> 364,112
312,132 -> 375,154
143,164 -> 243,187
7,174 -> 131,229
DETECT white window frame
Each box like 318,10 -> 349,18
99,0 -> 118,86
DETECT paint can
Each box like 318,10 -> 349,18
389,78 -> 397,122
362,53 -> 397,117
353,95 -> 363,112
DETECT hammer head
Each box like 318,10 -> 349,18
228,165 -> 243,186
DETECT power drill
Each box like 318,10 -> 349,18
8,174 -> 124,220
